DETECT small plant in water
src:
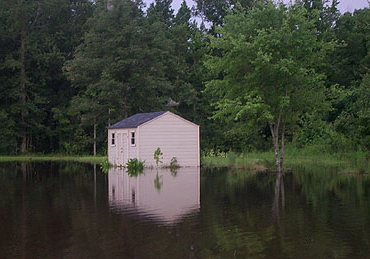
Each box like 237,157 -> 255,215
170,157 -> 179,168
154,147 -> 163,168
126,158 -> 145,177
100,157 -> 112,173
170,157 -> 180,176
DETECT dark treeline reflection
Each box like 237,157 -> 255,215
199,167 -> 370,258
1,163 -> 370,258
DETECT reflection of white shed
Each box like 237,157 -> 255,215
107,111 -> 200,167
108,167 -> 200,224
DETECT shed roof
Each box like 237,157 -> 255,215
108,111 -> 167,129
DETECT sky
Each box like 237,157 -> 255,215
144,0 -> 369,14
332,0 -> 369,13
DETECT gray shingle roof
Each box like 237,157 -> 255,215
108,111 -> 167,129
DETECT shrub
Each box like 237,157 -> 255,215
100,157 -> 112,173
154,147 -> 163,167
170,157 -> 179,168
126,158 -> 145,177
170,157 -> 180,176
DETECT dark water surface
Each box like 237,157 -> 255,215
1,162 -> 370,259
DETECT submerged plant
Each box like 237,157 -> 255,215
126,158 -> 145,177
170,157 -> 180,176
154,147 -> 163,167
100,157 -> 112,173
154,172 -> 163,191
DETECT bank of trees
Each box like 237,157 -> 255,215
0,0 -> 369,156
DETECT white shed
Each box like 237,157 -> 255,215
107,111 -> 200,167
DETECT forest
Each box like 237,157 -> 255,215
0,0 -> 369,158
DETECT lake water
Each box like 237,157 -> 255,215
1,162 -> 370,258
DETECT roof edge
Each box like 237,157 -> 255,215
139,111 -> 199,128
107,111 -> 166,129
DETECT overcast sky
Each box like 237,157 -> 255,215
144,0 -> 369,14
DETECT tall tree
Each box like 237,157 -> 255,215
66,0 -> 168,155
205,1 -> 335,171
195,0 -> 263,30
300,0 -> 340,39
0,0 -> 93,154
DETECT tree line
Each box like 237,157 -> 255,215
0,0 -> 369,157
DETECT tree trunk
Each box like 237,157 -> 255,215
20,31 -> 27,153
19,2 -> 41,153
270,117 -> 284,173
93,119 -> 97,157
274,133 -> 281,173
272,172 -> 285,220
280,124 -> 285,170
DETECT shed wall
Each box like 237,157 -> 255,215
139,113 -> 199,167
108,128 -> 136,166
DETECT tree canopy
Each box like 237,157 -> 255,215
0,0 -> 369,161
205,1 -> 336,170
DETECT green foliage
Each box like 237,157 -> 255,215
0,0 -> 94,154
170,157 -> 179,168
0,0 -> 370,156
206,1 -> 333,127
126,158 -> 145,177
169,157 -> 180,176
100,157 -> 112,173
202,148 -> 370,173
205,1 -> 336,169
0,156 -> 105,163
154,147 -> 163,167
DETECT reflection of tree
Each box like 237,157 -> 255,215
290,167 -> 370,258
0,162 -> 108,258
210,222 -> 275,258
199,168 -> 277,258
272,172 -> 285,220
170,166 -> 178,177
2,163 -> 370,258
154,171 -> 163,192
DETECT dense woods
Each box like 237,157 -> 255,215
0,0 -> 369,156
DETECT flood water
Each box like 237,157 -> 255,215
1,162 -> 370,259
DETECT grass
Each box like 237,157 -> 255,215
202,148 -> 370,173
0,155 -> 106,164
202,151 -> 272,171
2,147 -> 369,174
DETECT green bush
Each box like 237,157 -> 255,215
126,158 -> 145,177
154,147 -> 163,167
100,157 -> 112,173
170,157 -> 179,168
170,157 -> 180,176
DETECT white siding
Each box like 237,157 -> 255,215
108,128 -> 134,166
139,113 -> 199,167
128,129 -> 137,160
108,129 -> 117,165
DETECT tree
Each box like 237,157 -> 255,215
205,1 -> 335,172
354,73 -> 370,149
194,0 -> 264,31
66,0 -> 168,155
325,8 -> 370,147
300,0 -> 340,39
0,0 -> 93,154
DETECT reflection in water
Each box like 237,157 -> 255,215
3,163 -> 370,258
154,171 -> 163,191
272,172 -> 285,220
108,167 -> 200,224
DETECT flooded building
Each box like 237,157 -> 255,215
107,111 -> 200,167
